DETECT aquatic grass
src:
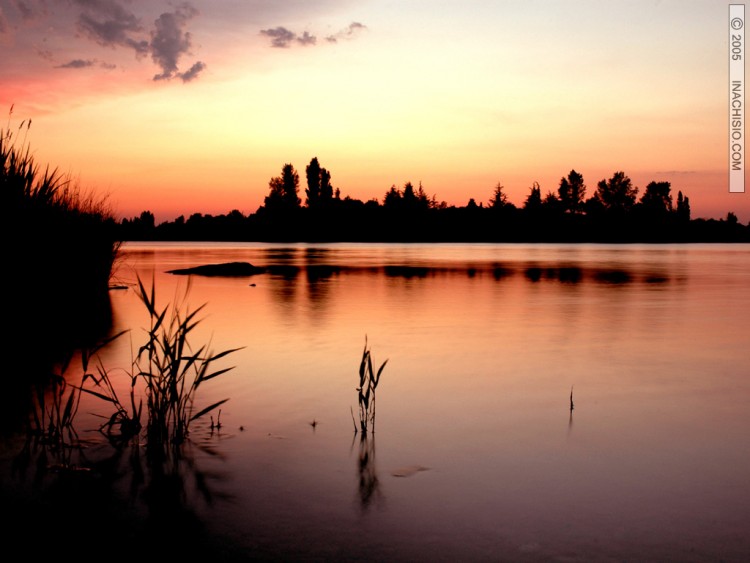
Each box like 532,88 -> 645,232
83,276 -> 243,448
1,111 -> 117,223
25,330 -> 129,452
352,337 -> 387,434
29,356 -> 81,449
82,338 -> 143,445
3,109 -> 122,385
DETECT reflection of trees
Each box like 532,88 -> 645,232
265,247 -> 344,315
304,247 -> 338,308
264,247 -> 302,311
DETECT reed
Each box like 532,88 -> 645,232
28,355 -> 81,449
83,277 -> 242,447
3,110 -> 122,384
352,337 -> 387,434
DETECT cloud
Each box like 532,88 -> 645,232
150,3 -> 204,81
54,58 -> 117,70
67,1 -> 206,82
177,60 -> 205,82
297,31 -> 316,46
56,58 -> 96,68
75,0 -> 150,57
36,47 -> 54,61
326,21 -> 367,43
261,22 -> 366,48
260,26 -> 297,48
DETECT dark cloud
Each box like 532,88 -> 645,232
178,60 -> 205,82
70,1 -> 204,82
56,58 -> 96,68
54,58 -> 117,70
260,26 -> 297,48
326,21 -> 367,43
151,3 -> 202,81
75,0 -> 150,57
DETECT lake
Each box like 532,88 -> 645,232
3,242 -> 749,561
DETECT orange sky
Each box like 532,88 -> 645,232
1,0 -> 747,223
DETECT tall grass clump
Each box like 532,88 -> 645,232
26,331 -> 125,450
1,107 -> 121,400
84,277 -> 242,449
352,337 -> 387,434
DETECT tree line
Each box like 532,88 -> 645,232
120,157 -> 749,243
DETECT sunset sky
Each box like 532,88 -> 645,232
1,0 -> 747,223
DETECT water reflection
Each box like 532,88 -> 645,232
12,242 -> 745,560
252,248 -> 677,326
354,434 -> 382,511
7,423 -> 232,556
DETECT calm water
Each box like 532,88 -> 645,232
5,243 -> 750,561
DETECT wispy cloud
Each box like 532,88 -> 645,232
326,21 -> 366,43
56,58 -> 96,69
3,0 -> 45,26
55,58 -> 117,70
261,21 -> 366,48
260,26 -> 305,48
35,47 -> 54,61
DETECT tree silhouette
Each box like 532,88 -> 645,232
400,181 -> 431,212
320,167 -> 333,204
402,182 -> 417,207
523,182 -> 543,212
676,190 -> 691,222
558,169 -> 586,214
383,185 -> 401,208
304,157 -> 334,209
640,181 -> 673,214
118,157 -> 749,243
305,157 -> 321,207
595,171 -> 638,213
542,190 -> 562,214
265,163 -> 300,211
489,182 -> 509,209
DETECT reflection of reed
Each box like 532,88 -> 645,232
568,386 -> 574,436
7,425 -> 231,556
354,434 -> 382,510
